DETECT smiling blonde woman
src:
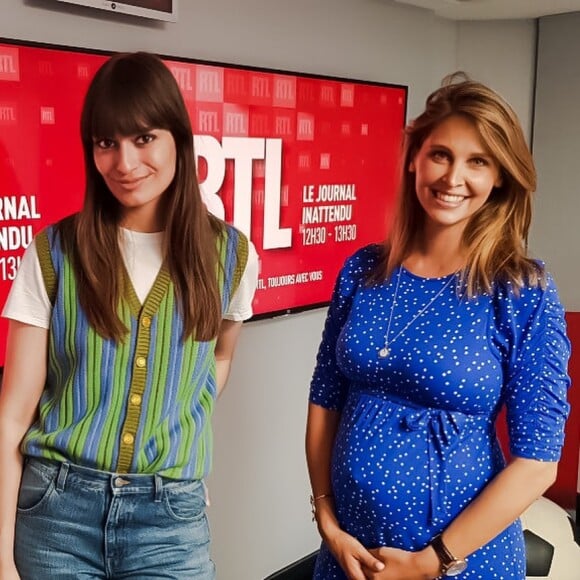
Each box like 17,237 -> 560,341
306,73 -> 571,580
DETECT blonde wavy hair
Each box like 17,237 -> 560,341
368,73 -> 544,295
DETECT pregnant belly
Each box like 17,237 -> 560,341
331,392 -> 500,547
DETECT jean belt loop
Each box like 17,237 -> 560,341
55,462 -> 70,492
154,474 -> 163,502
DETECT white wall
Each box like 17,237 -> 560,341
1,2 -> 537,578
456,20 -> 537,140
529,13 -> 580,311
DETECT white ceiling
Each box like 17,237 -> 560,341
391,0 -> 580,20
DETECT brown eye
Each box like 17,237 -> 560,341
94,138 -> 115,150
430,150 -> 449,162
135,134 -> 156,145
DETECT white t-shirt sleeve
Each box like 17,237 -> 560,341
224,240 -> 259,322
1,239 -> 52,329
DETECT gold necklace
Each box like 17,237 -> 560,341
378,267 -> 457,359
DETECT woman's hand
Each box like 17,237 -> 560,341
361,546 -> 440,580
325,529 -> 386,580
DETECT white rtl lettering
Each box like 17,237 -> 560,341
321,86 -> 334,104
77,65 -> 90,79
341,85 -> 354,106
199,111 -> 218,133
193,136 -> 291,249
171,67 -> 193,91
221,137 -> 264,237
252,77 -> 270,98
41,108 -> 55,124
263,139 -> 291,249
0,106 -> 15,122
298,118 -> 313,137
275,117 -> 291,135
275,79 -> 294,101
298,154 -> 310,169
225,112 -> 247,134
0,55 -> 16,74
194,135 -> 226,219
198,70 -> 220,94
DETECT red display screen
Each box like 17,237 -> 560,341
0,38 -> 407,365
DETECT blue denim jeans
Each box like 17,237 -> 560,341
15,458 -> 215,579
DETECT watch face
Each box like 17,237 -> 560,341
445,559 -> 468,576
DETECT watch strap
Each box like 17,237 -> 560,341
430,534 -> 457,573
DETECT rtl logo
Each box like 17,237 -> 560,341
0,47 -> 20,81
0,104 -> 17,125
297,113 -> 315,141
170,65 -> 194,98
196,67 -> 223,103
40,107 -> 56,125
341,84 -> 355,107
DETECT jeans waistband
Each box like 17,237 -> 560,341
25,457 -> 201,502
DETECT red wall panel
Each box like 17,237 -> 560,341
497,311 -> 580,509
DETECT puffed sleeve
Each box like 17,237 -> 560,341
309,245 -> 378,411
492,272 -> 571,461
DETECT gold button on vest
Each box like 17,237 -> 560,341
141,316 -> 151,328
135,356 -> 146,368
122,433 -> 134,445
130,394 -> 142,406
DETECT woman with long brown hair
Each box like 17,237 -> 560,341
306,74 -> 570,579
0,52 -> 257,579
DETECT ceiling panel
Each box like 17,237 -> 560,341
391,0 -> 580,20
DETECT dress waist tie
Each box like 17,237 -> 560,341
401,408 -> 491,527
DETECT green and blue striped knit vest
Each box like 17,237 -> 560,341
22,222 -> 248,479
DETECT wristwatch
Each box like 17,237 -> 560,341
429,534 -> 468,577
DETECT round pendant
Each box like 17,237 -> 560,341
378,346 -> 390,358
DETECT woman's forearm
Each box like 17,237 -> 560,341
305,403 -> 340,496
0,421 -> 27,561
305,403 -> 341,535
0,321 -> 49,561
422,457 -> 557,564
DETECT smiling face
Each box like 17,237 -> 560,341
93,128 -> 177,232
410,114 -> 503,237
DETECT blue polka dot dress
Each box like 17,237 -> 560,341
309,245 -> 571,579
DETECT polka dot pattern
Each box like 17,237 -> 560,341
309,245 -> 571,579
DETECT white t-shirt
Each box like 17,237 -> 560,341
2,228 -> 259,328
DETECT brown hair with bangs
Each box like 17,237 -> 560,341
368,72 -> 543,295
58,51 -> 224,341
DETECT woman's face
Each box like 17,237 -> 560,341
93,128 -> 177,232
410,114 -> 502,234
